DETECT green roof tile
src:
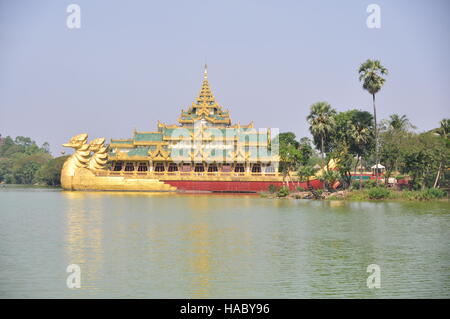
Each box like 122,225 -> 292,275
134,133 -> 163,142
127,147 -> 150,156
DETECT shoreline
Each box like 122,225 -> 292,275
1,184 -> 449,202
260,189 -> 449,202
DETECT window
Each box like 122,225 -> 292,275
125,162 -> 135,171
234,163 -> 245,172
265,165 -> 275,173
208,164 -> 218,172
168,163 -> 178,172
182,164 -> 191,172
194,163 -> 205,172
137,162 -> 148,172
252,164 -> 261,173
154,162 -> 165,172
113,161 -> 123,171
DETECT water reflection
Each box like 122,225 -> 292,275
63,192 -> 105,291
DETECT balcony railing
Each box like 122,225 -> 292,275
100,171 -> 280,178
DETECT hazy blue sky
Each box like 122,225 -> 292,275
1,0 -> 449,155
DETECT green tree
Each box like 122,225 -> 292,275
276,132 -> 301,186
0,158 -> 14,183
431,118 -> 450,188
297,165 -> 318,190
400,132 -> 447,190
0,135 -> 53,184
379,128 -> 406,184
379,115 -> 415,184
385,114 -> 416,131
327,143 -> 354,189
275,133 -> 315,188
329,110 -> 374,189
358,59 -> 388,185
307,102 -> 336,164
11,153 -> 52,184
36,156 -> 68,186
298,137 -> 313,166
436,118 -> 450,139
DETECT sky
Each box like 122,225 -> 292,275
0,0 -> 449,155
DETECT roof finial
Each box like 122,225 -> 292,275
204,63 -> 208,80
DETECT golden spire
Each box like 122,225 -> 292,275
196,64 -> 215,106
178,65 -> 232,125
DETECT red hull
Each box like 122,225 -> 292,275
164,179 -> 323,193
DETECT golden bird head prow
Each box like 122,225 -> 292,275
62,133 -> 88,149
89,137 -> 106,152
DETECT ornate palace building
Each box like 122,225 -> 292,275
61,66 -> 322,192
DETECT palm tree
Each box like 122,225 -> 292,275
358,59 -> 388,185
433,118 -> 450,188
437,118 -> 450,139
297,165 -> 317,190
387,114 -> 415,131
298,165 -> 321,198
307,102 -> 336,165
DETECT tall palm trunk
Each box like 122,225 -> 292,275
359,157 -> 364,190
320,135 -> 324,165
353,156 -> 359,188
372,94 -> 379,185
433,161 -> 442,188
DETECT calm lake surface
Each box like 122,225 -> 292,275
0,186 -> 449,298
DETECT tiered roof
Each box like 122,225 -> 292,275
108,66 -> 278,163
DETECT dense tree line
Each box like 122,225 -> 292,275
0,135 -> 67,186
276,59 -> 449,194
277,112 -> 449,192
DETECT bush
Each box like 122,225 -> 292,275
296,186 -> 305,192
277,186 -> 290,197
320,170 -> 341,191
419,188 -> 446,200
268,184 -> 277,193
345,190 -> 367,200
401,188 -> 446,200
362,179 -> 377,189
400,191 -> 417,200
367,187 -> 392,199
395,175 -> 405,180
349,183 -> 362,191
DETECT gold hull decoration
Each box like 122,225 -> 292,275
61,134 -> 176,191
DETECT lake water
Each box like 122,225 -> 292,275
0,186 -> 449,298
